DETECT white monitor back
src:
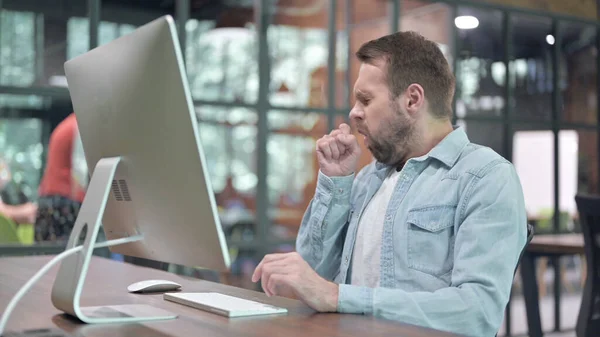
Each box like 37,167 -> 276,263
64,15 -> 230,272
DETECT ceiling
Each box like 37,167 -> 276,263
457,7 -> 596,61
3,0 -> 596,60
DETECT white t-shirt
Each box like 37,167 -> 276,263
351,169 -> 401,287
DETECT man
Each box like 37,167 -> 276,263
252,31 -> 527,337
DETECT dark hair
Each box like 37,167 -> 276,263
356,31 -> 455,119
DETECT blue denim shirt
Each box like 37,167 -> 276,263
296,127 -> 527,337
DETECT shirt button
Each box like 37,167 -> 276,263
345,256 -> 349,264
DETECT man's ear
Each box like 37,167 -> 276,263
405,83 -> 425,115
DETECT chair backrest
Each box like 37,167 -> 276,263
497,224 -> 534,337
519,224 -> 534,269
510,224 -> 534,278
0,214 -> 20,244
574,194 -> 600,337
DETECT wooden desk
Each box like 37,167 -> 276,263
528,234 -> 585,255
520,234 -> 585,337
0,256 -> 462,337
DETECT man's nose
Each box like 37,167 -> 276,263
349,106 -> 363,121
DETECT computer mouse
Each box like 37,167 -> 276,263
127,279 -> 182,293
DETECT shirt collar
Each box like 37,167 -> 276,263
424,125 -> 470,167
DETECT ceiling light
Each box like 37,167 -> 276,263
454,16 -> 479,30
546,34 -> 555,45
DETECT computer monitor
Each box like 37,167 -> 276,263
50,15 -> 230,324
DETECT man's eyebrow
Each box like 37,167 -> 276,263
354,90 -> 372,101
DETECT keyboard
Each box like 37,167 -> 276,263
164,292 -> 288,318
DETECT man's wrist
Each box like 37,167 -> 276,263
324,281 -> 339,312
320,169 -> 354,178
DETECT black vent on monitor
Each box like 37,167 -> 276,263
112,180 -> 123,201
119,180 -> 131,201
111,179 -> 131,202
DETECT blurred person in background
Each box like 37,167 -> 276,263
35,113 -> 88,242
0,158 -> 37,224
0,200 -> 37,225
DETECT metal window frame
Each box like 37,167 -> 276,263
326,0 -> 337,131
88,0 -> 100,50
255,0 -> 270,254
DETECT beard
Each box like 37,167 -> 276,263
364,103 -> 416,168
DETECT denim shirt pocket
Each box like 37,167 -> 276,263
406,205 -> 456,277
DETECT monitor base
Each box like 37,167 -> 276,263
50,156 -> 178,325
77,304 -> 177,322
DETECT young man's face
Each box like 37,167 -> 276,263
350,60 -> 417,167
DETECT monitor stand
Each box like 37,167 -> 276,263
50,156 -> 177,324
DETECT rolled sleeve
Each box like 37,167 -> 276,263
296,170 -> 356,280
338,284 -> 374,314
316,170 -> 354,203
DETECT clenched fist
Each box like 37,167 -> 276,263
316,123 -> 361,177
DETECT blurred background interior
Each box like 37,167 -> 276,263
0,0 -> 598,336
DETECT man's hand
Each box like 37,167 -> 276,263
316,123 -> 361,177
251,252 -> 339,312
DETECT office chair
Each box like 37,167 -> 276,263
519,224 -> 535,272
0,214 -> 20,244
0,213 -> 35,244
574,194 -> 600,337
